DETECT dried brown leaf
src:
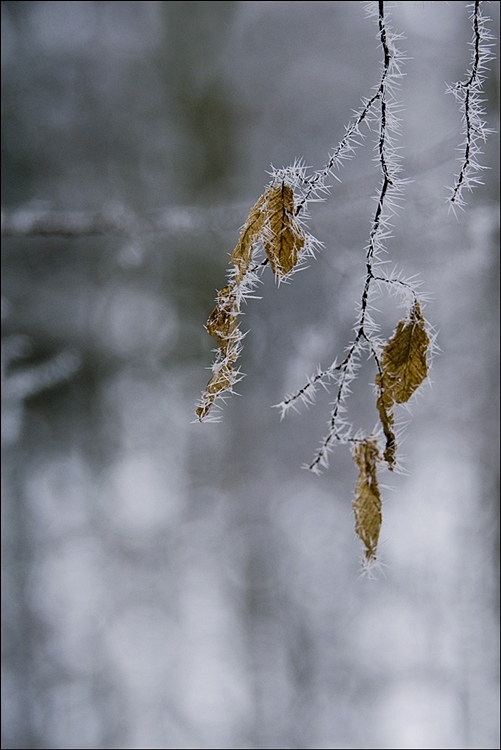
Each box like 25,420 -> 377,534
196,284 -> 241,420
230,193 -> 267,282
264,184 -> 305,278
375,301 -> 430,468
197,189 -> 267,421
196,358 -> 237,421
197,183 -> 306,421
379,301 -> 429,404
206,285 -> 238,354
352,438 -> 382,562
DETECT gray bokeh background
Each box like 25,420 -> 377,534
2,2 -> 499,749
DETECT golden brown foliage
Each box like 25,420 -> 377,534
195,357 -> 238,422
197,182 -> 306,421
196,286 -> 240,421
230,194 -> 267,283
352,438 -> 382,562
263,184 -> 305,279
375,301 -> 430,467
206,285 -> 238,353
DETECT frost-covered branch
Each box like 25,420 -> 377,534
193,1 -> 494,568
277,1 -> 418,481
447,0 -> 496,209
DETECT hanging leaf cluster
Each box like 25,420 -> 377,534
196,182 -> 306,421
348,301 -> 430,563
193,0 -> 460,570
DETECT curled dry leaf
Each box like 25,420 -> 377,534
195,357 -> 238,422
264,184 -> 305,278
196,286 -> 240,421
352,438 -> 382,562
230,183 -> 304,281
206,285 -> 238,354
375,301 -> 430,467
230,193 -> 267,283
196,191 -> 266,421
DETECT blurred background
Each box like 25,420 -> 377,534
1,2 -> 499,748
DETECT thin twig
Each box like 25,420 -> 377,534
448,0 -> 495,209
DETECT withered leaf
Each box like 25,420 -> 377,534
352,439 -> 382,562
206,285 -> 238,354
230,193 -> 267,282
196,358 -> 236,421
375,301 -> 430,468
197,282 -> 241,421
264,184 -> 305,278
197,183 -> 306,421
378,301 -> 429,404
